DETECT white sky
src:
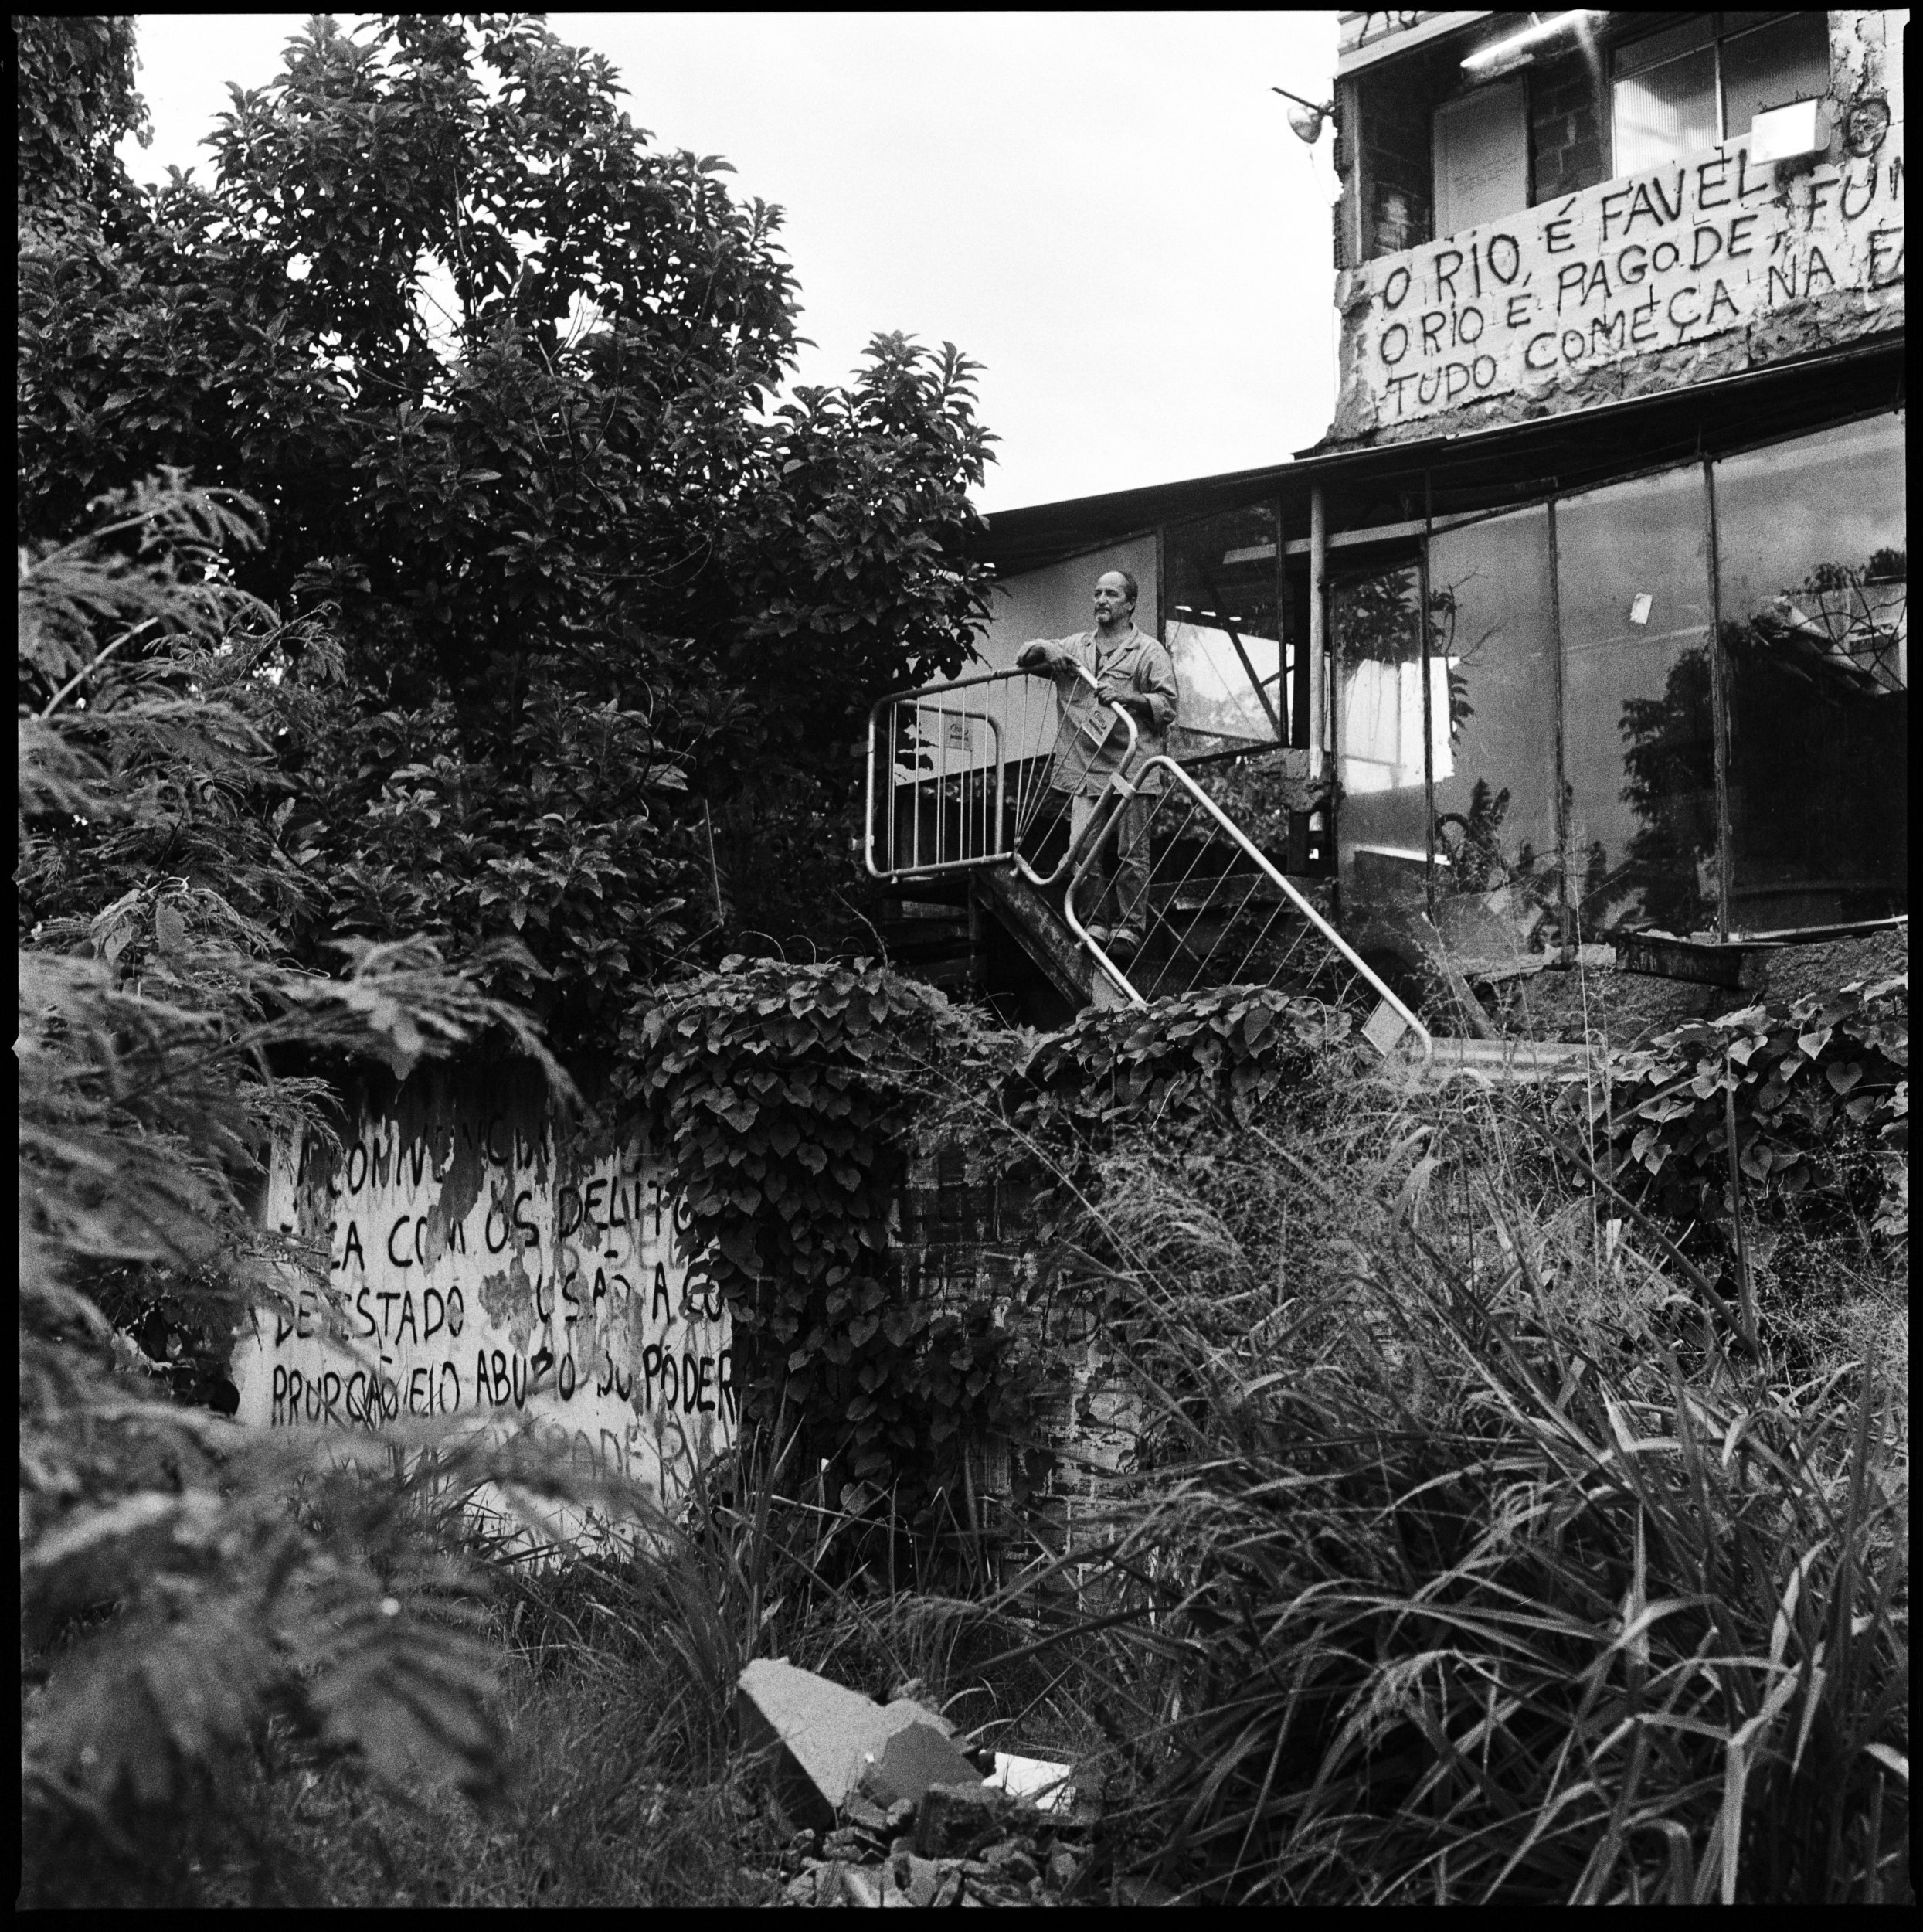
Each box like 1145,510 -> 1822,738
119,12 -> 1343,514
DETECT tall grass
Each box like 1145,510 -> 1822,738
134,1410 -> 1078,1906
1002,1080 -> 1908,1904
32,1019 -> 1901,1906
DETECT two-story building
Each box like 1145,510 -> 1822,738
957,9 -> 1902,1020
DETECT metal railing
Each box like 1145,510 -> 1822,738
865,665 -> 1137,885
1062,756 -> 1432,1059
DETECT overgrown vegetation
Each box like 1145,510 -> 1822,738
19,11 -> 997,1049
617,956 -> 1061,1534
15,11 -> 1907,1911
17,11 -> 1004,1903
18,478 -> 610,1904
1585,976 -> 1908,1249
970,1010 -> 1908,1905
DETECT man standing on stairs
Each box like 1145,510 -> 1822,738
1016,570 -> 1178,963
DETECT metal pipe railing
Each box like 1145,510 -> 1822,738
864,664 -> 1138,885
1061,753 -> 1432,1059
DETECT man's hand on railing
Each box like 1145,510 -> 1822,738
1017,641 -> 1069,676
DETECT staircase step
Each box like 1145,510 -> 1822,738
882,928 -> 972,968
973,864 -> 1114,1009
878,875 -> 973,910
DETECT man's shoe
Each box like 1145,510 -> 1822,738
1082,923 -> 1112,947
1108,927 -> 1143,962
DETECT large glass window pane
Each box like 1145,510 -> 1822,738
1613,45 -> 1719,174
1426,505 -> 1562,956
1334,563 -> 1436,921
1714,414 -> 1906,931
1557,466 -> 1718,937
1721,12 -> 1831,141
1164,503 -> 1286,753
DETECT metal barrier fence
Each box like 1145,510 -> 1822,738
865,665 -> 1136,886
1063,756 -> 1432,1056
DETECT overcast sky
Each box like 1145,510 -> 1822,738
119,12 -> 1344,514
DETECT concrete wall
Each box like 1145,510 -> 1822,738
232,1064 -> 733,1528
229,1063 -> 1131,1539
1326,7 -> 1907,445
1330,117 -> 1904,444
1342,40 -> 1449,262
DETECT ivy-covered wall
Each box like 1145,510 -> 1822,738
243,957 -> 1902,1549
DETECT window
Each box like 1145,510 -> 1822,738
1612,12 -> 1830,176
1332,410 -> 1904,948
1425,505 -> 1562,955
1432,78 -> 1529,233
1713,414 -> 1905,932
1558,466 -> 1720,937
1162,505 -> 1288,751
1333,563 -> 1440,917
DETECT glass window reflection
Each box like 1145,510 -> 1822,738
1557,466 -> 1718,937
1164,503 -> 1287,751
1334,563 -> 1433,920
1713,413 -> 1907,931
1427,505 -> 1562,956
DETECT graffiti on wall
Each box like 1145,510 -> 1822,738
1338,128 -> 1904,433
232,1076 -> 732,1518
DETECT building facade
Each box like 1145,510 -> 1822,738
972,9 -> 1904,1001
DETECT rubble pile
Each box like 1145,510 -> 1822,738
776,1781 -> 1092,1908
737,1658 -> 1092,1909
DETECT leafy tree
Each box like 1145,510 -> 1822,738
19,14 -> 997,1051
14,13 -> 148,213
19,477 -> 606,1903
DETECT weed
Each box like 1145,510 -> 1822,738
997,1067 -> 1908,1906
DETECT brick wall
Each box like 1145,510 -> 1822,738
895,1141 -> 1141,1514
1529,42 -> 1608,199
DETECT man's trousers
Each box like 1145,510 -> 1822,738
1069,790 -> 1152,937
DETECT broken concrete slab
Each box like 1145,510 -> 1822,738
738,1658 -> 888,1828
886,1850 -> 945,1908
736,1658 -> 978,1831
858,1718 -> 981,1810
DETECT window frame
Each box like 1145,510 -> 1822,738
1609,10 -> 1832,176
1315,402 -> 1904,944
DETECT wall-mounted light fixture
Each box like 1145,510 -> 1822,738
1461,9 -> 1600,77
1272,83 -> 1334,145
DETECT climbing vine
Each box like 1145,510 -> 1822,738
617,957 -> 1049,1519
1577,975 -> 1908,1242
1010,984 -> 1360,1151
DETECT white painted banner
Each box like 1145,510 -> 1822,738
1340,129 -> 1904,432
233,1091 -> 732,1521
